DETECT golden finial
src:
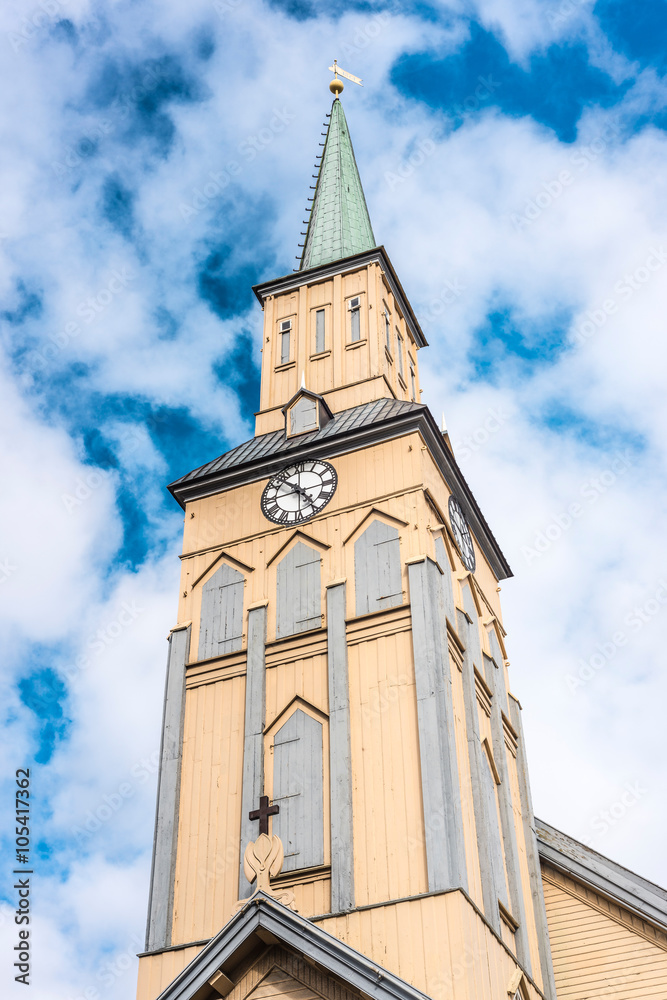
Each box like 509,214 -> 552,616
328,60 -> 363,98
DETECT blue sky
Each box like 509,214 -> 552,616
1,0 -> 667,996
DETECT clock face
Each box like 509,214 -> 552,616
449,496 -> 476,572
261,459 -> 337,525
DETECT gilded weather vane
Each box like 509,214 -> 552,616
328,60 -> 363,97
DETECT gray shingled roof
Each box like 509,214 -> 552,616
536,818 -> 667,929
170,398 -> 423,487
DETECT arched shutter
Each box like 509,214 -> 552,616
198,563 -> 244,659
272,709 -> 324,871
481,741 -> 510,910
354,519 -> 402,616
276,542 -> 321,637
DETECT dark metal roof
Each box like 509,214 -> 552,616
170,398 -> 422,487
168,396 -> 513,580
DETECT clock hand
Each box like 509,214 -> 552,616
287,481 -> 312,500
276,483 -> 313,503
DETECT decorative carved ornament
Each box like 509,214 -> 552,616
236,833 -> 298,912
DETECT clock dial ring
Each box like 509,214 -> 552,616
261,459 -> 337,525
448,496 -> 476,572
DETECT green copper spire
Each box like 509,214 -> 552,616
299,99 -> 376,271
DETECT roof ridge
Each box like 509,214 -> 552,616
536,817 -> 667,901
168,399 -> 424,489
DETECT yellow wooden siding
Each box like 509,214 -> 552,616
171,675 -> 246,943
265,645 -> 329,724
254,263 -> 421,435
151,420 -> 558,1000
138,892 -> 543,1000
228,945 -> 368,1000
317,891 -> 543,1000
245,968 -> 322,1000
136,944 -> 203,1000
179,437 -> 432,650
543,875 -> 667,999
347,621 -> 428,905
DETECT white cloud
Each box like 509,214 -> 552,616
1,2 -> 666,997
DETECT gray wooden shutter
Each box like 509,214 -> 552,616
280,329 -> 290,364
315,309 -> 325,353
350,306 -> 360,341
272,709 -> 324,871
198,563 -> 244,659
354,519 -> 402,616
290,396 -> 318,435
276,542 -> 321,637
481,744 -> 509,910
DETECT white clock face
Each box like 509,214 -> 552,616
261,459 -> 337,525
449,496 -> 476,572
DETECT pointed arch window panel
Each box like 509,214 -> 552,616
276,542 -> 322,637
481,737 -> 510,914
198,563 -> 244,660
354,519 -> 403,616
271,708 -> 325,872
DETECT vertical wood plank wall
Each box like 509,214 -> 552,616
171,672 -> 246,942
255,262 -> 422,435
140,431 -> 553,1000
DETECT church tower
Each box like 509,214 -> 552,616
136,84 -> 559,1000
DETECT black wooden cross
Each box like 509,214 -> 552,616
249,795 -> 279,835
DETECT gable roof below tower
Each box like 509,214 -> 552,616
153,892 -> 433,1000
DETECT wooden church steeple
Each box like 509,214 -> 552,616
136,87 -> 561,1000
